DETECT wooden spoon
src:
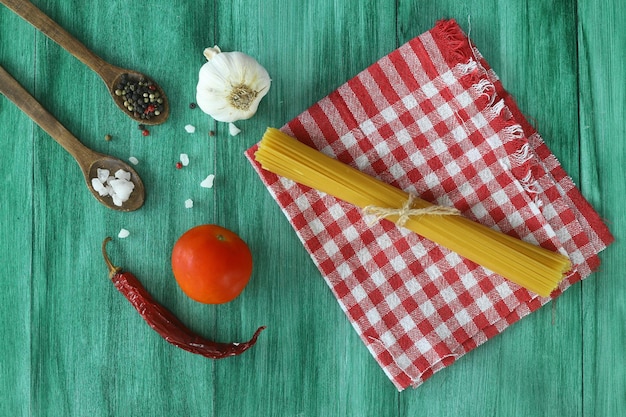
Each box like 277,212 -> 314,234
0,65 -> 145,211
1,0 -> 169,125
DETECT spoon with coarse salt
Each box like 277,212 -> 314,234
0,65 -> 145,211
0,0 -> 169,125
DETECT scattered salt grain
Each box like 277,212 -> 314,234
184,124 -> 196,133
228,123 -> 241,136
129,156 -> 139,165
200,174 -> 215,188
184,199 -> 194,208
118,229 -> 130,238
180,153 -> 190,166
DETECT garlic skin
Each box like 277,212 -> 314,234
196,46 -> 271,123
203,45 -> 221,60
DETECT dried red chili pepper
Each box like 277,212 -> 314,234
101,237 -> 265,359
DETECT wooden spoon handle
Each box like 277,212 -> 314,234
0,65 -> 96,166
0,0 -> 120,84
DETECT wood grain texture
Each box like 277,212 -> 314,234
0,0 -> 623,416
0,7 -> 34,417
578,1 -> 626,416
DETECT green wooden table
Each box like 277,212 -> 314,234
1,1 -> 624,416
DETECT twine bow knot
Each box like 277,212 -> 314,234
363,194 -> 460,227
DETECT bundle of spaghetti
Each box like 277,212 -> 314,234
254,128 -> 572,297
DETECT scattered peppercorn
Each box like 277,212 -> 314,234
176,162 -> 183,169
189,102 -> 197,109
142,129 -> 150,137
104,134 -> 112,141
208,130 -> 215,137
138,124 -> 145,130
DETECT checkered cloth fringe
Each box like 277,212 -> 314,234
246,19 -> 613,391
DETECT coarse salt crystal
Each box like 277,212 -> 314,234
118,229 -> 130,238
228,123 -> 241,136
129,156 -> 139,165
200,174 -> 215,188
91,168 -> 135,206
114,169 -> 131,181
91,178 -> 108,196
180,153 -> 190,166
111,193 -> 123,207
109,178 -> 135,202
97,168 -> 110,183
184,124 -> 196,133
184,199 -> 194,208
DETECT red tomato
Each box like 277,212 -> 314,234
171,224 -> 253,304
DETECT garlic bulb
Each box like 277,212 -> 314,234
196,46 -> 271,123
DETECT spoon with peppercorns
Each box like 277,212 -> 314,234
1,0 -> 169,125
0,65 -> 145,211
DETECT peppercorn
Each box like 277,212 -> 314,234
116,75 -> 164,120
208,130 -> 215,137
176,162 -> 183,169
142,129 -> 150,137
189,102 -> 197,109
144,104 -> 156,115
104,134 -> 112,141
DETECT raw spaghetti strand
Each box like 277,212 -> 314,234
254,127 -> 571,296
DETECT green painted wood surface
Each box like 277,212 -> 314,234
0,0 -> 623,416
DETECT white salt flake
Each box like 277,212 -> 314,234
184,124 -> 196,133
200,174 -> 215,188
91,168 -> 135,206
128,156 -> 139,165
228,122 -> 241,136
97,168 -> 110,183
118,229 -> 130,238
114,169 -> 131,181
184,199 -> 194,208
91,178 -> 108,196
111,193 -> 123,207
109,178 -> 135,202
180,153 -> 190,166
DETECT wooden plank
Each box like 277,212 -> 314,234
211,1 -> 401,416
26,1 -> 143,414
578,0 -> 626,416
397,0 -> 584,414
0,8 -> 35,417
16,1 -> 219,415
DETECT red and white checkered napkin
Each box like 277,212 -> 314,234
245,19 -> 613,391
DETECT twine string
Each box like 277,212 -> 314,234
363,194 -> 460,227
